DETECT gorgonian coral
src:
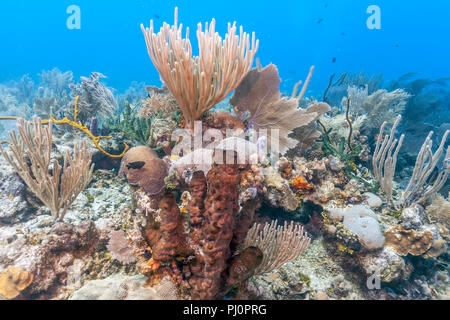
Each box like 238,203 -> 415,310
231,64 -> 330,155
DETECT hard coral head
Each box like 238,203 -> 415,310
119,146 -> 168,195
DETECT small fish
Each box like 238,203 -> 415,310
332,57 -> 337,63
394,44 -> 400,48
325,4 -> 328,8
171,154 -> 180,161
126,161 -> 145,170
153,14 -> 161,20
97,169 -> 115,176
317,18 -> 324,24
340,32 -> 347,36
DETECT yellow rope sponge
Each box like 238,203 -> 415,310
0,96 -> 129,158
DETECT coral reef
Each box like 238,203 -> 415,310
0,7 -> 449,302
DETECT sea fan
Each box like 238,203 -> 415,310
230,64 -> 330,155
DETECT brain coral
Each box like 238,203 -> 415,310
119,146 -> 168,195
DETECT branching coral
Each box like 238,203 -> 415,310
372,115 -> 404,207
0,117 -> 94,221
402,130 -> 450,207
372,115 -> 450,208
141,7 -> 258,129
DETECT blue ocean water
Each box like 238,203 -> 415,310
0,0 -> 449,94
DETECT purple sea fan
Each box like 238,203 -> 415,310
89,117 -> 98,136
107,230 -> 136,265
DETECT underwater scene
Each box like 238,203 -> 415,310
0,0 -> 450,302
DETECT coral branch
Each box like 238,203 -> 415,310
372,115 -> 404,207
402,130 -> 450,206
0,117 -> 94,221
298,65 -> 315,101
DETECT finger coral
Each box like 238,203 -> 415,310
402,130 -> 450,207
